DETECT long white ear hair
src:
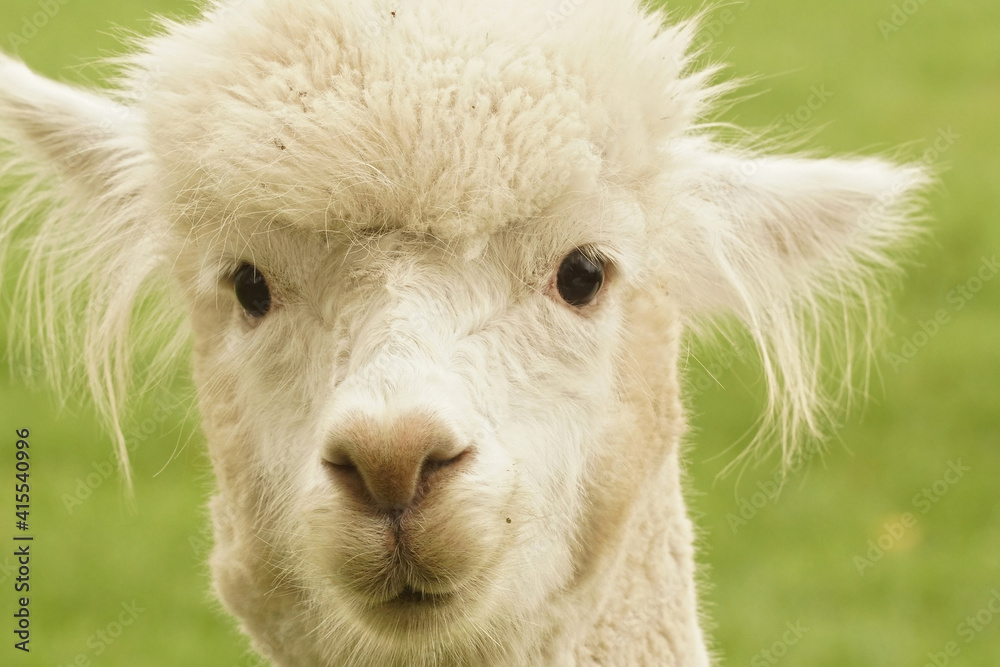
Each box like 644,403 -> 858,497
657,136 -> 931,470
0,55 -> 182,488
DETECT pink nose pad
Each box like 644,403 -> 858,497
323,412 -> 472,513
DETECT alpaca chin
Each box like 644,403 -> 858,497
303,487 -> 507,620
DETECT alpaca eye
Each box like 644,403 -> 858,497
556,249 -> 605,307
233,263 -> 271,318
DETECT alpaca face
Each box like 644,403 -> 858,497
179,194 -> 645,654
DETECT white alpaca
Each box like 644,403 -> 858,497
0,1 -> 926,665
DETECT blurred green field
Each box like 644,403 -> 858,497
1,1 -> 997,665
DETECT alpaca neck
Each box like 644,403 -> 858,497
538,446 -> 708,666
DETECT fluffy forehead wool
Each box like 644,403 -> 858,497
133,0 -> 710,239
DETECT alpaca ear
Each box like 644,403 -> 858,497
0,54 -> 161,489
658,140 -> 929,462
662,141 -> 928,317
0,54 -> 146,196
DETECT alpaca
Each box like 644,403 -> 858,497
0,0 -> 927,664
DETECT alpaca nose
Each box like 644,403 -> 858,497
322,412 -> 471,512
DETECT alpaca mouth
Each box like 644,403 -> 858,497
389,585 -> 455,606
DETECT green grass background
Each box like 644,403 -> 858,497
0,1 -> 997,665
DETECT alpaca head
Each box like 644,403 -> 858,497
0,0 -> 926,663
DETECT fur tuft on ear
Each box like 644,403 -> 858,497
658,138 -> 931,469
0,54 -> 180,489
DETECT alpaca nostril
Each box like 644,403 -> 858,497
323,458 -> 357,474
323,414 -> 471,512
322,455 -> 369,502
323,445 -> 354,468
421,447 -> 473,477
